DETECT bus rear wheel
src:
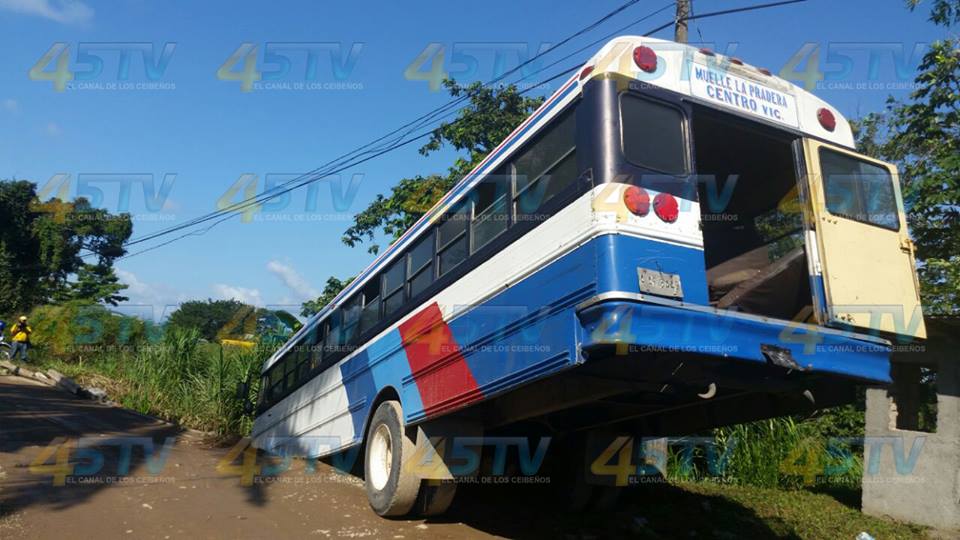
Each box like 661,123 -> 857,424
364,400 -> 421,517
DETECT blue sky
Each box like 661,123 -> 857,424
0,0 -> 948,320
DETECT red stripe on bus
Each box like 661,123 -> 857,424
399,303 -> 481,416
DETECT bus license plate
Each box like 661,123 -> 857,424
637,268 -> 683,298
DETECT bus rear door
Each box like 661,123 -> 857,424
800,139 -> 926,339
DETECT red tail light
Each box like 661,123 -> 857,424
623,186 -> 650,216
579,65 -> 595,80
757,67 -> 772,76
698,48 -> 715,56
633,46 -> 657,73
729,57 -> 744,66
817,107 -> 836,132
653,193 -> 679,223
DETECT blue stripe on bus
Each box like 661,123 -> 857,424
338,349 -> 376,443
367,328 -> 424,420
426,239 -> 599,422
331,233 -> 888,437
338,327 -> 426,441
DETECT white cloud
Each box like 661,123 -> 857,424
212,283 -> 264,307
267,260 -> 319,301
45,121 -> 61,136
0,0 -> 93,24
115,269 -> 189,320
3,99 -> 18,113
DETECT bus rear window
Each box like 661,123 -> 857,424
819,149 -> 899,231
620,94 -> 687,175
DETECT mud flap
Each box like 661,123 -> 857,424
410,417 -> 483,481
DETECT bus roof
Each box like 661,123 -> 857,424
583,36 -> 854,147
267,36 -> 854,369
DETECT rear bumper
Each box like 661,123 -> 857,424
576,292 -> 891,384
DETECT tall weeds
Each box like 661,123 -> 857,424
41,329 -> 268,436
668,415 -> 863,489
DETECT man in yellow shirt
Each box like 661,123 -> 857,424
10,316 -> 31,363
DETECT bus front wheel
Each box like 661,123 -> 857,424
364,400 -> 421,517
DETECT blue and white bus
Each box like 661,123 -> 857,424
251,36 -> 926,516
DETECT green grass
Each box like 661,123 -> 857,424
624,481 -> 928,539
34,329 -> 267,436
668,416 -> 863,490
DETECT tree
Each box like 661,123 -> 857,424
0,180 -> 132,313
167,299 -> 250,341
166,298 -> 301,342
907,0 -> 959,25
854,1 -> 960,314
300,276 -> 354,318
342,79 -> 544,254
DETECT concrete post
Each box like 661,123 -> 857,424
862,320 -> 960,531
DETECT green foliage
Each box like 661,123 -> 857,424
852,6 -> 960,314
342,79 -> 544,254
166,299 -> 247,341
907,0 -> 960,25
342,175 -> 452,254
300,275 -> 354,317
0,180 -> 132,313
166,299 -> 299,344
669,404 -> 865,490
37,328 -> 272,436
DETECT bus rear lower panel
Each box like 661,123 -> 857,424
469,295 -> 889,435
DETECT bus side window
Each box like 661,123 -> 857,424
472,174 -> 509,252
342,295 -> 362,348
269,364 -> 283,402
383,258 -> 406,317
438,203 -> 468,277
297,329 -> 316,381
408,229 -> 435,299
325,310 -> 343,360
258,374 -> 269,405
360,279 -> 381,334
284,353 -> 297,393
310,322 -> 325,371
514,109 -> 577,215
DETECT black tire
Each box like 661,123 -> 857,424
417,481 -> 457,516
0,343 -> 10,361
364,401 -> 421,517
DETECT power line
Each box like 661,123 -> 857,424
120,0 -> 653,250
100,65 -> 580,265
111,0 -> 807,262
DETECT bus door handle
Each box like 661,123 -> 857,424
899,238 -> 914,255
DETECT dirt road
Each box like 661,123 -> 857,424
3,374 -> 684,539
0,375 -> 515,539
1,375 -> 831,539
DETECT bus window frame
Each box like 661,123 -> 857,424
618,92 -> 691,177
816,147 -> 901,232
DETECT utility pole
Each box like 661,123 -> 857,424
675,0 -> 690,43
